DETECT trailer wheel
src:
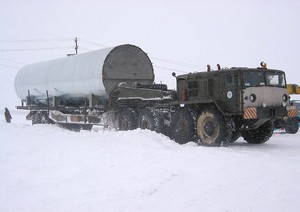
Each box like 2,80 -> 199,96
32,112 -> 42,125
138,108 -> 163,133
119,109 -> 138,131
81,124 -> 93,131
170,108 -> 196,144
285,117 -> 299,134
241,121 -> 274,144
196,109 -> 231,146
32,111 -> 48,125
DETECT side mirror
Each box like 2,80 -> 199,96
172,72 -> 176,77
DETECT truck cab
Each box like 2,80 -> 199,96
171,67 -> 298,145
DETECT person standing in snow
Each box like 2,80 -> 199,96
4,108 -> 12,123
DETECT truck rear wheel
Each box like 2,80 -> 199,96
196,109 -> 231,146
119,109 -> 138,131
241,121 -> 274,144
170,108 -> 196,144
138,108 -> 162,133
285,117 -> 299,134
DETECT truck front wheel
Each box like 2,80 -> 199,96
170,108 -> 196,144
196,109 -> 231,146
285,117 -> 299,134
241,121 -> 274,144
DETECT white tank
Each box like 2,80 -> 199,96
14,44 -> 154,102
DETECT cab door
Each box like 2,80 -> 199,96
219,73 -> 239,113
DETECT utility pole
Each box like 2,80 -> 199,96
75,37 -> 78,54
67,37 -> 78,57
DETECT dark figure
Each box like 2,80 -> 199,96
4,108 -> 12,123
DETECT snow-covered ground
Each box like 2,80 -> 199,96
1,110 -> 300,212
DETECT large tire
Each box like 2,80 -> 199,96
81,124 -> 93,131
170,108 -> 196,144
138,108 -> 163,133
32,111 -> 48,125
285,117 -> 299,134
32,112 -> 42,125
241,121 -> 274,144
118,109 -> 138,131
196,109 -> 232,146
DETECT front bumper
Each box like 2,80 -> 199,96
243,106 -> 297,119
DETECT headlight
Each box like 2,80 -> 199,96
250,94 -> 256,102
282,94 -> 288,102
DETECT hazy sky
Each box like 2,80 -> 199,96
1,0 -> 300,108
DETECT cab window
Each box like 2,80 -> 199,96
265,72 -> 286,87
225,74 -> 235,86
188,81 -> 198,97
243,72 -> 265,87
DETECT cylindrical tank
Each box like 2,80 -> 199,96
14,44 -> 154,102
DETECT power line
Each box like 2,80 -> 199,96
79,47 -> 93,52
153,65 -> 190,74
0,37 -> 73,43
0,63 -> 21,69
150,56 -> 204,69
0,37 -> 204,74
0,58 -> 26,65
78,38 -> 108,48
0,46 -> 73,52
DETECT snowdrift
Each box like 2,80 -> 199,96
1,110 -> 300,212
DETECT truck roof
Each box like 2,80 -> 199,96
177,67 -> 285,79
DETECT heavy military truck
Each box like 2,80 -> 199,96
168,67 -> 298,145
14,44 -> 298,146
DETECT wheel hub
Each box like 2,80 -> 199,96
120,117 -> 130,130
204,121 -> 214,136
141,118 -> 149,129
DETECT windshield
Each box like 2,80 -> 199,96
243,72 -> 265,87
265,72 -> 286,87
243,71 -> 286,88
